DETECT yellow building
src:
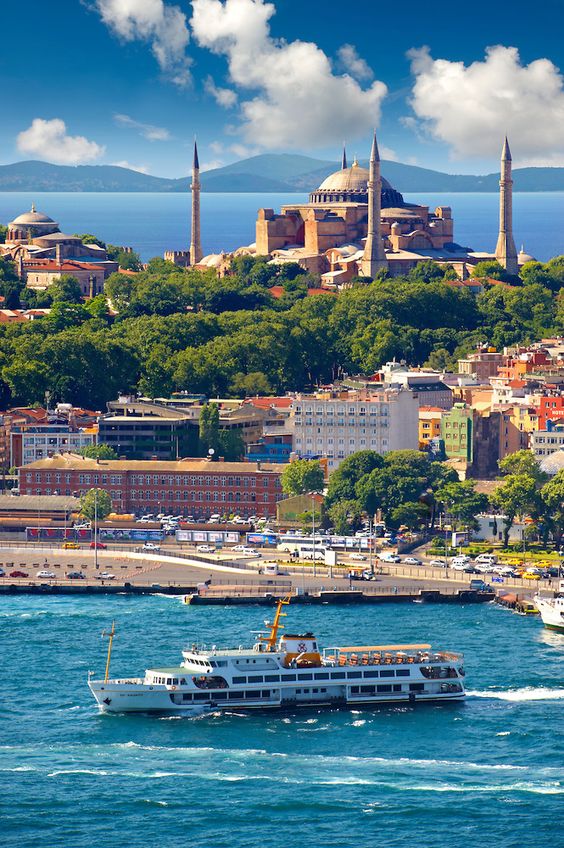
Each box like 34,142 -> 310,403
418,406 -> 444,449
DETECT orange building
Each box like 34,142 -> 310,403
418,406 -> 444,449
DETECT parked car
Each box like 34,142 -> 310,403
242,548 -> 262,558
429,559 -> 447,568
90,541 -> 107,549
0,567 -> 5,577
9,570 -> 28,578
142,543 -> 161,552
196,544 -> 216,554
66,571 -> 86,580
62,541 -> 80,550
97,572 -> 116,580
36,570 -> 56,579
451,561 -> 468,571
403,556 -> 423,565
522,571 -> 541,580
464,566 -> 481,574
349,553 -> 367,561
475,553 -> 498,565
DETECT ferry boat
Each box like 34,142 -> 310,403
88,598 -> 466,714
534,584 -> 564,633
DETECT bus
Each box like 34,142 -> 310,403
277,534 -> 332,554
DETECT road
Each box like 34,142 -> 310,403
0,541 -> 554,596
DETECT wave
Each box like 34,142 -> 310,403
468,687 -> 564,701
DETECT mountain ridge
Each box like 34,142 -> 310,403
1,157 -> 564,193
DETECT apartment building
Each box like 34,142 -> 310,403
290,388 -> 419,470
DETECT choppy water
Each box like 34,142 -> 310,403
0,191 -> 563,262
0,596 -> 563,847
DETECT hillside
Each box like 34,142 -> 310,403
1,157 -> 564,193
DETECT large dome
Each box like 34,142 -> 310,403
310,160 -> 404,207
10,205 -> 58,228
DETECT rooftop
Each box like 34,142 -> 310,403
19,453 -> 286,474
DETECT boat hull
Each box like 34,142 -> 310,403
534,596 -> 564,633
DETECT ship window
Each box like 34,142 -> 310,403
213,692 -> 228,700
377,685 -> 392,693
320,688 -> 327,693
245,690 -> 261,698
233,676 -> 246,684
182,693 -> 192,701
167,678 -> 172,684
351,686 -> 359,694
396,669 -> 410,677
312,688 -> 318,693
261,690 -> 270,698
193,693 -> 210,700
363,670 -> 379,678
410,683 -> 424,692
348,672 -> 362,679
331,672 -> 346,679
314,672 -> 329,680
361,685 -> 376,694
296,689 -> 301,694
393,685 -> 402,692
380,670 -> 394,677
248,675 -> 263,683
228,692 -> 240,699
281,674 -> 296,681
297,673 -> 313,681
265,674 -> 280,682
172,678 -> 179,685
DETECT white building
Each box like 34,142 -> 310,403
531,425 -> 564,460
11,424 -> 95,468
289,388 -> 419,470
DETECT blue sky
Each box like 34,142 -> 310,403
1,0 -> 563,177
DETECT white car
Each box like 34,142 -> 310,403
349,553 -> 367,561
429,559 -> 447,568
403,556 -> 422,565
232,545 -> 247,552
451,561 -> 468,571
196,544 -> 216,554
142,543 -> 161,552
97,572 -> 116,580
379,553 -> 401,563
242,548 -> 262,558
36,570 -> 56,579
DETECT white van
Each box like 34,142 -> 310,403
262,563 -> 281,575
475,553 -> 498,565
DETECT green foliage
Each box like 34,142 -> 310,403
49,275 -> 83,304
325,450 -> 384,507
389,501 -> 429,530
79,444 -> 118,460
107,245 -> 142,271
0,224 -> 7,244
80,488 -> 113,521
199,403 -> 221,454
473,260 -> 515,281
498,450 -> 547,482
490,473 -> 540,547
73,233 -> 106,248
327,499 -> 363,535
434,480 -> 488,530
281,459 -> 324,496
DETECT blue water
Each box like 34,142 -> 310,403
0,191 -> 563,262
1,596 -> 563,848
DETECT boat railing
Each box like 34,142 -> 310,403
94,677 -> 144,685
322,648 -> 462,666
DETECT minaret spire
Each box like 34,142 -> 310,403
190,139 -> 202,265
494,136 -> 518,275
360,129 -> 387,279
341,143 -> 348,170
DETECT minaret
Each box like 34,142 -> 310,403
190,140 -> 202,265
494,137 -> 518,275
361,130 -> 387,278
341,143 -> 348,171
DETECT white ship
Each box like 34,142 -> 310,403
534,585 -> 564,633
88,598 -> 466,714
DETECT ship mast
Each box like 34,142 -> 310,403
260,596 -> 290,651
102,621 -> 116,682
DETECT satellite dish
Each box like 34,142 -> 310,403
208,448 -> 215,456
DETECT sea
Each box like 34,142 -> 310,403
0,191 -> 563,263
1,595 -> 563,848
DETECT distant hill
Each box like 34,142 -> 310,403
1,157 -> 564,193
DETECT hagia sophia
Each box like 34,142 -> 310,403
182,133 -> 534,288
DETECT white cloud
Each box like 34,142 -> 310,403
111,160 -> 150,172
200,159 -> 225,171
114,113 -> 171,140
190,0 -> 387,150
17,118 -> 105,165
408,45 -> 564,163
337,44 -> 373,82
204,75 -> 237,107
94,0 -> 191,85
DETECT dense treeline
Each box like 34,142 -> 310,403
0,252 -> 563,410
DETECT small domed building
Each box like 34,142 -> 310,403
6,204 -> 59,242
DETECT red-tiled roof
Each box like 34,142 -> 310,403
245,397 -> 293,409
24,260 -> 104,272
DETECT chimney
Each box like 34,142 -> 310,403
56,243 -> 62,265
256,460 -> 261,470
151,455 -> 158,461
218,456 -> 225,462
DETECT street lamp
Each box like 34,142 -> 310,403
94,488 -> 99,571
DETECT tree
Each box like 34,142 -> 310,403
389,501 -> 429,530
325,450 -> 384,507
327,499 -> 363,535
281,459 -> 324,496
231,371 -> 272,397
79,444 -> 118,460
199,403 -> 221,454
107,245 -> 142,271
435,480 -> 488,531
218,429 -> 245,461
80,488 -> 112,522
498,449 -> 547,483
540,470 -> 564,545
473,260 -> 515,281
73,233 -> 106,248
49,275 -> 83,304
490,473 -> 540,547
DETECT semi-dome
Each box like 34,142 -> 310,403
518,245 -> 536,265
310,159 -> 404,208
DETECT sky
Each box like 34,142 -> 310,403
1,0 -> 564,177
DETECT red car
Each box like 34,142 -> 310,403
90,541 -> 107,549
10,570 -> 29,578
